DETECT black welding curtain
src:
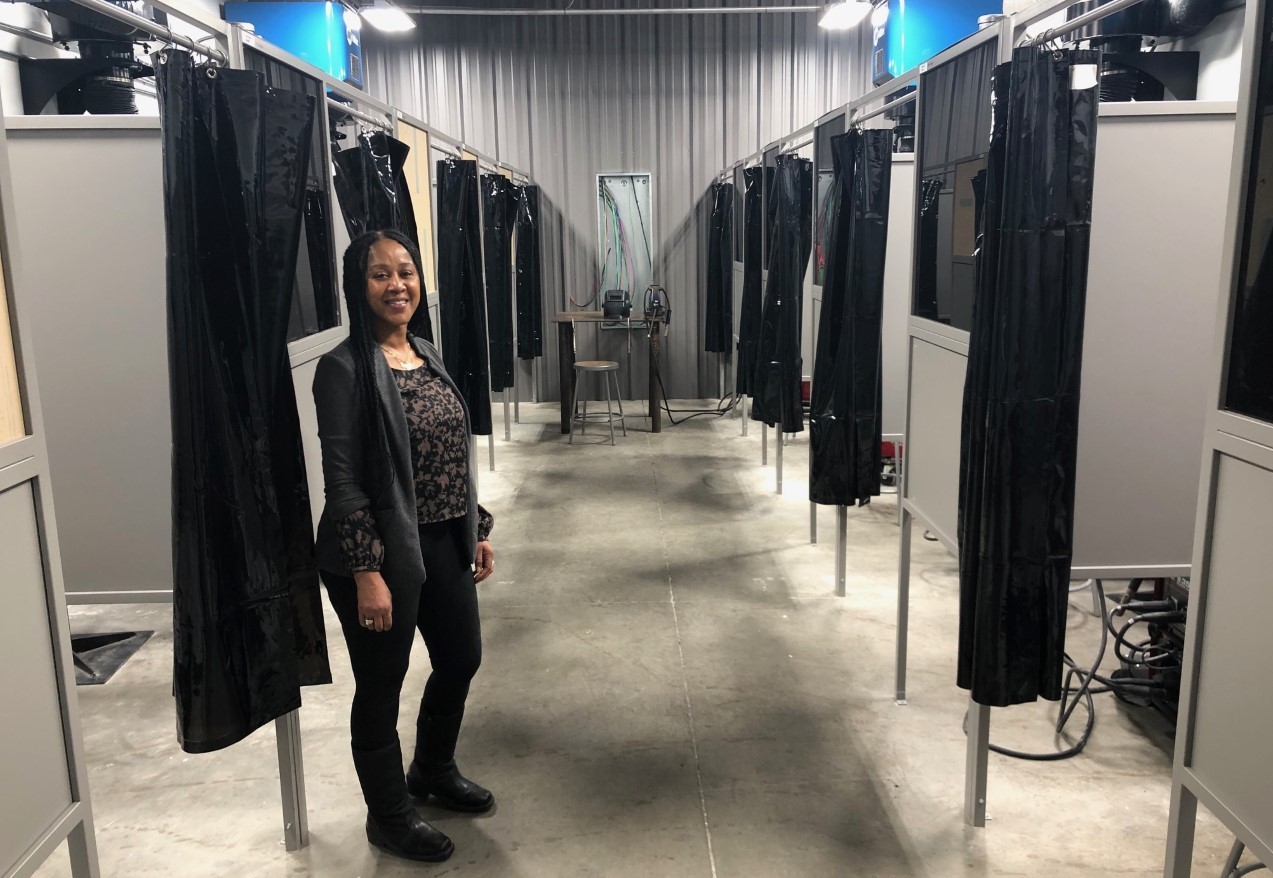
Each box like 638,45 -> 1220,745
957,48 -> 1100,708
751,155 -> 812,433
704,181 -> 734,353
914,178 -> 943,322
482,174 -> 516,391
157,51 -> 331,754
332,130 -> 434,343
810,130 -> 892,507
437,158 -> 492,435
515,185 -> 544,360
736,168 -> 764,395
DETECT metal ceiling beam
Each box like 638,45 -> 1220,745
398,5 -> 822,15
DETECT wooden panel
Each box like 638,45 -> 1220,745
0,242 -> 25,444
399,122 -> 439,295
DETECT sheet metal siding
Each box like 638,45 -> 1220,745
365,10 -> 870,399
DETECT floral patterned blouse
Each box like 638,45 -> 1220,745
336,363 -> 493,573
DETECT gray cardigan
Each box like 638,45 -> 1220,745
312,335 -> 482,591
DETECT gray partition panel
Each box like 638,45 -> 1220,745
904,335 -> 966,547
882,157 -> 916,440
0,480 -> 73,866
6,123 -> 171,600
1186,454 -> 1273,843
1070,109 -> 1235,577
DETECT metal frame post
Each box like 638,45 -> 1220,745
775,427 -> 784,493
810,503 -> 817,544
488,432 -> 495,471
964,701 -> 991,827
835,506 -> 848,597
761,420 -> 768,464
503,388 -> 511,441
274,711 -> 308,851
741,394 -> 749,436
895,506 -> 912,703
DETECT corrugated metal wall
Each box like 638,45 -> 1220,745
364,4 -> 872,400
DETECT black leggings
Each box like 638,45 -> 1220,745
323,518 -> 482,750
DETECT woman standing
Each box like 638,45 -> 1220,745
313,230 -> 495,863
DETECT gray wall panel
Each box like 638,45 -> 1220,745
8,125 -> 171,598
364,7 -> 871,400
1187,453 -> 1273,842
0,480 -> 73,866
905,336 -> 965,547
1071,110 -> 1233,576
882,157 -> 916,440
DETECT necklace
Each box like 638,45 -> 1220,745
380,345 -> 418,369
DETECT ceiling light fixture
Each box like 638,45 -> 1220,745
361,0 -> 415,33
818,0 -> 872,30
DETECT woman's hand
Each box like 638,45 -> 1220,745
474,541 -> 494,584
353,571 -> 393,632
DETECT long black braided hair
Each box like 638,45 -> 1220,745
341,229 -> 432,497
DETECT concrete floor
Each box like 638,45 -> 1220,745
37,402 -> 1239,877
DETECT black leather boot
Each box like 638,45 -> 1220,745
351,742 -> 454,862
407,709 -> 495,813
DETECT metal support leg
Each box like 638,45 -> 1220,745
776,428 -> 784,494
503,389 -> 511,441
66,813 -> 101,878
762,421 -> 768,465
470,436 -> 479,488
488,432 -> 495,472
964,701 -> 990,828
835,506 -> 848,597
895,506 -> 913,703
1164,782 -> 1199,878
719,356 -> 726,401
604,369 -> 616,446
614,372 -> 627,436
810,503 -> 817,545
1090,578 -> 1103,617
275,711 -> 309,851
568,370 -> 581,445
742,394 -> 749,436
514,375 -> 521,424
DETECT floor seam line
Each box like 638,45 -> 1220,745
647,430 -> 719,878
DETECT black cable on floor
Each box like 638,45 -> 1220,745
964,579 -> 1186,762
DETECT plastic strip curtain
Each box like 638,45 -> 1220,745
157,50 -> 331,754
333,130 -> 435,342
809,129 -> 892,507
482,173 -> 516,391
704,181 -> 734,353
957,48 -> 1100,708
750,154 -> 813,432
515,185 -> 544,360
437,157 -> 493,435
736,168 -> 763,395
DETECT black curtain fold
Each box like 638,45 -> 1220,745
751,154 -> 813,433
482,174 -> 517,391
157,50 -> 331,754
809,129 -> 893,507
515,184 -> 544,360
437,157 -> 492,435
957,47 -> 1100,708
332,129 -> 434,343
704,181 -> 735,353
736,167 -> 763,395
914,177 -> 944,322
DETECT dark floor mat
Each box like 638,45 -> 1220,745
73,631 -> 154,685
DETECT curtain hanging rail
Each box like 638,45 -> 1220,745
68,0 -> 226,62
1028,0 -> 1145,44
326,97 -> 392,130
783,136 -> 814,152
399,5 -> 821,15
851,91 -> 918,125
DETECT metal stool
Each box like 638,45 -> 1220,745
569,360 -> 626,446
